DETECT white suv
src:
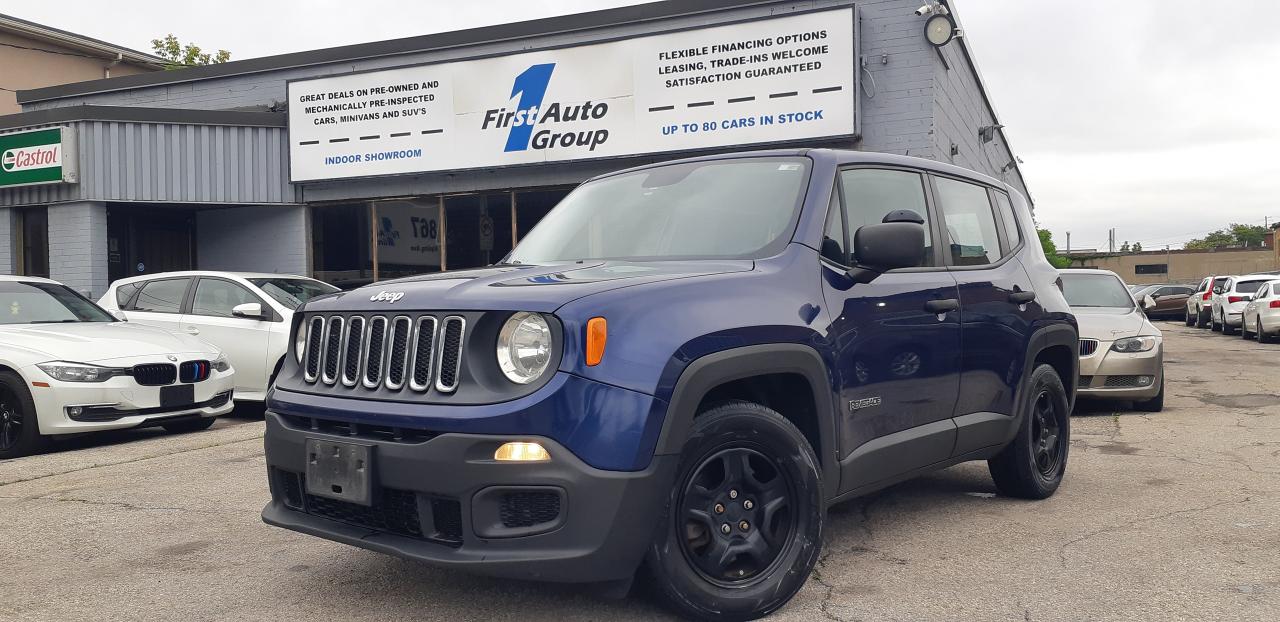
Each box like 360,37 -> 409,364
99,272 -> 338,401
1211,274 -> 1275,335
1,276 -> 234,458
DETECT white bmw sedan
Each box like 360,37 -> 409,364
0,275 -> 234,458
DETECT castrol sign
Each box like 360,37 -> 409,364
0,126 -> 77,188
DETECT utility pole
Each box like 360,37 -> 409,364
1165,245 -> 1171,280
1108,228 -> 1115,253
1066,231 -> 1071,254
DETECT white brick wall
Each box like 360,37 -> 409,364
47,202 -> 108,298
197,205 -> 310,276
0,208 -> 13,275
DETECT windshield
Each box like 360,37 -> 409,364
249,278 -> 339,310
506,157 -> 810,263
1060,273 -> 1135,309
0,281 -> 116,325
1234,280 -> 1269,295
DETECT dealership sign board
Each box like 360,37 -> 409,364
0,126 -> 77,188
288,8 -> 855,182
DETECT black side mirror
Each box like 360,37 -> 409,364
847,210 -> 927,284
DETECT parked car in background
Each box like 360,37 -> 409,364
1060,269 -> 1164,411
0,276 -> 234,458
1210,274 -> 1275,335
1241,279 -> 1280,343
100,272 -> 338,402
1129,284 -> 1193,319
1189,275 -> 1231,329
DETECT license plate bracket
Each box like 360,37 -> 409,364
159,384 -> 195,408
305,439 -> 373,506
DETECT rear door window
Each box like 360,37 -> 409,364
934,177 -> 1004,266
131,278 -> 191,314
191,279 -> 259,318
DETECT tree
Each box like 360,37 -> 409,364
1185,223 -> 1269,249
1185,229 -> 1236,250
1229,223 -> 1269,247
1119,241 -> 1131,253
1131,242 -> 1142,253
1037,229 -> 1072,268
151,34 -> 230,69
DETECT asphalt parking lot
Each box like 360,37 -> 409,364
1,322 -> 1277,622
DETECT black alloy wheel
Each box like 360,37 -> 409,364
677,447 -> 795,585
645,401 -> 823,621
1029,390 -> 1065,478
988,364 -> 1070,499
0,371 -> 44,459
0,391 -> 22,453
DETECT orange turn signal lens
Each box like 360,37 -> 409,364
494,442 -> 550,462
586,317 -> 607,367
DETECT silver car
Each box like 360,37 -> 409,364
1241,279 -> 1280,343
1060,269 -> 1165,411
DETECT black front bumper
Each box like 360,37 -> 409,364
261,412 -> 677,582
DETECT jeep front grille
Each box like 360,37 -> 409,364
302,313 -> 465,395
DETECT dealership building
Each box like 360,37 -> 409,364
0,0 -> 1028,297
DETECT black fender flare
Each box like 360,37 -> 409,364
653,343 -> 841,500
1006,322 -> 1079,444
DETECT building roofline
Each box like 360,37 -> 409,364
938,1 -> 1031,205
16,0 -> 776,104
0,13 -> 167,68
0,105 -> 286,131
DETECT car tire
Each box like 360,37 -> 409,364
1211,312 -> 1222,331
1260,319 -> 1275,344
0,371 -> 47,459
988,364 -> 1070,500
1241,319 -> 1253,339
1223,321 -> 1238,336
1196,308 -> 1210,328
1134,374 -> 1165,412
644,400 -> 823,622
162,417 -> 217,434
1184,309 -> 1196,326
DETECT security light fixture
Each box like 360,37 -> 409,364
925,13 -> 957,47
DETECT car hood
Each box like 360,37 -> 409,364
0,321 -> 218,364
1072,308 -> 1152,340
302,260 -> 756,313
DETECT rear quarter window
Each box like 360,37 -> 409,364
115,282 -> 140,308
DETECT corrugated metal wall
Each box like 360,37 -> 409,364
0,120 -> 298,207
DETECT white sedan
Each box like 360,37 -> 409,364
0,275 -> 234,458
99,271 -> 337,402
1242,279 -> 1280,343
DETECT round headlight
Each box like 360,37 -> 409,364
496,312 -> 553,384
294,322 -> 307,363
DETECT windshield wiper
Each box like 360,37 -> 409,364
29,319 -> 83,324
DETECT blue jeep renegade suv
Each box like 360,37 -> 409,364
263,150 -> 1077,621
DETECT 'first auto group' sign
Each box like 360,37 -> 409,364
0,127 -> 77,189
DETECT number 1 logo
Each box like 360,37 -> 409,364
504,63 -> 556,153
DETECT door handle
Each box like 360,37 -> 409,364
1009,291 -> 1037,304
924,299 -> 960,314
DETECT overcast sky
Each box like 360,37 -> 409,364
6,0 -> 1278,250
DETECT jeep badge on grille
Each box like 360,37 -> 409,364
370,291 -> 405,303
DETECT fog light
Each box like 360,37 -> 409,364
66,406 -> 83,417
1137,376 -> 1153,386
494,442 -> 550,462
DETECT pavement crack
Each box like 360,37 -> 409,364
1058,497 -> 1254,567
